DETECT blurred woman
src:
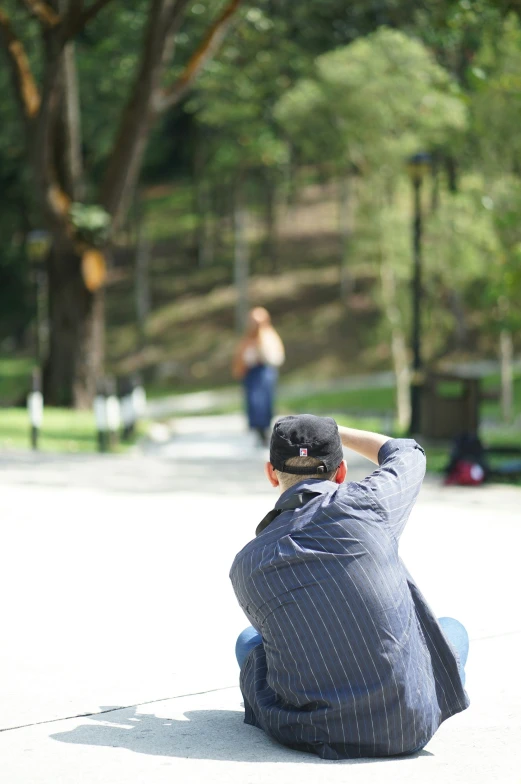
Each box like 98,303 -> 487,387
232,307 -> 285,446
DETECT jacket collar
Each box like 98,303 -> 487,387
256,479 -> 332,536
274,479 -> 332,509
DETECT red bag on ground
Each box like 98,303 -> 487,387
444,459 -> 485,486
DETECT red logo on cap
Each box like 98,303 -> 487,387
300,448 -> 308,456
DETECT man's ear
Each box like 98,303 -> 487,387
333,460 -> 347,484
265,462 -> 280,488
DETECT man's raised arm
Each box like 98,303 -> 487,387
338,425 -> 390,465
339,426 -> 426,540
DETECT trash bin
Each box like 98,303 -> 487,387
420,374 -> 480,439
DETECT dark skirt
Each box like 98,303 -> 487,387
243,364 -> 277,429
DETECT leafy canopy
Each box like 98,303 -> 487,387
276,28 -> 467,173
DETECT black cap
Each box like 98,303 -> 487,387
270,415 -> 343,475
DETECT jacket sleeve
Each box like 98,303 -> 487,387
355,438 -> 426,541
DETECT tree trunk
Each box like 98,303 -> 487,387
393,330 -> 411,433
499,328 -> 514,423
58,1 -> 84,202
283,149 -> 298,207
193,125 -> 214,268
35,269 -> 49,367
44,244 -> 104,408
263,173 -> 278,273
101,0 -> 189,229
1,0 -> 243,408
381,258 -> 411,432
233,180 -> 249,333
446,155 -> 458,193
135,213 -> 152,346
430,156 -> 440,213
196,179 -> 214,268
448,288 -> 467,348
338,173 -> 354,302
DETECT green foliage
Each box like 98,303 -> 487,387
188,7 -> 295,178
276,28 -> 467,174
413,0 -> 504,81
462,16 -> 521,331
425,190 -> 498,285
69,203 -> 112,247
0,21 -> 33,339
0,356 -> 33,405
0,240 -> 32,341
0,406 -> 144,453
2,0 -> 521,388
470,14 -> 521,176
476,177 -> 521,331
77,3 -> 150,174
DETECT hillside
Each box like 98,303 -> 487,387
104,180 -> 488,396
0,180 -> 505,408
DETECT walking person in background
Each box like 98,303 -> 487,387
232,307 -> 285,446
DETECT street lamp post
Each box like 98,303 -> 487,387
26,231 -> 50,450
26,230 -> 51,367
407,153 -> 431,435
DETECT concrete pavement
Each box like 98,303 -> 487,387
0,415 -> 520,783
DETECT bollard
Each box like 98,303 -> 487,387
94,382 -> 108,452
27,368 -> 43,450
132,379 -> 147,423
119,377 -> 135,442
105,378 -> 121,451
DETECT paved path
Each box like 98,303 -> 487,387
146,358 -> 521,418
0,416 -> 520,783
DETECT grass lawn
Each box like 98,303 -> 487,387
2,361 -> 521,477
146,375 -> 521,479
280,386 -> 395,416
0,407 -> 144,454
279,387 -> 521,479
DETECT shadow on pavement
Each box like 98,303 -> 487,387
50,705 -> 433,764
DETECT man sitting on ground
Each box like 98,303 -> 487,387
230,415 -> 469,760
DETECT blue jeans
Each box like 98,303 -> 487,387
438,616 -> 469,686
236,616 -> 469,685
236,625 -> 263,669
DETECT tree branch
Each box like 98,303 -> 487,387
161,0 -> 192,66
156,0 -> 245,113
60,38 -> 84,200
20,0 -> 61,27
65,0 -> 116,38
100,0 -> 191,227
78,0 -> 113,26
27,29 -> 76,231
0,8 -> 41,119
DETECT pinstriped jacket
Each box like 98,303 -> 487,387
230,439 -> 469,760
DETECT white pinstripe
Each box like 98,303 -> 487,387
314,510 -> 431,752
306,519 -> 398,752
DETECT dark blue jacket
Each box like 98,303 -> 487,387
230,439 -> 469,759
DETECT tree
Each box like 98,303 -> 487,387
424,191 -> 498,351
276,29 -> 466,425
0,0 -> 243,406
277,29 -> 466,177
466,15 -> 521,420
187,6 -> 292,330
0,55 -> 32,345
477,178 -> 521,422
276,28 -> 466,278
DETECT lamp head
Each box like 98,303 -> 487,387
407,152 -> 432,183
